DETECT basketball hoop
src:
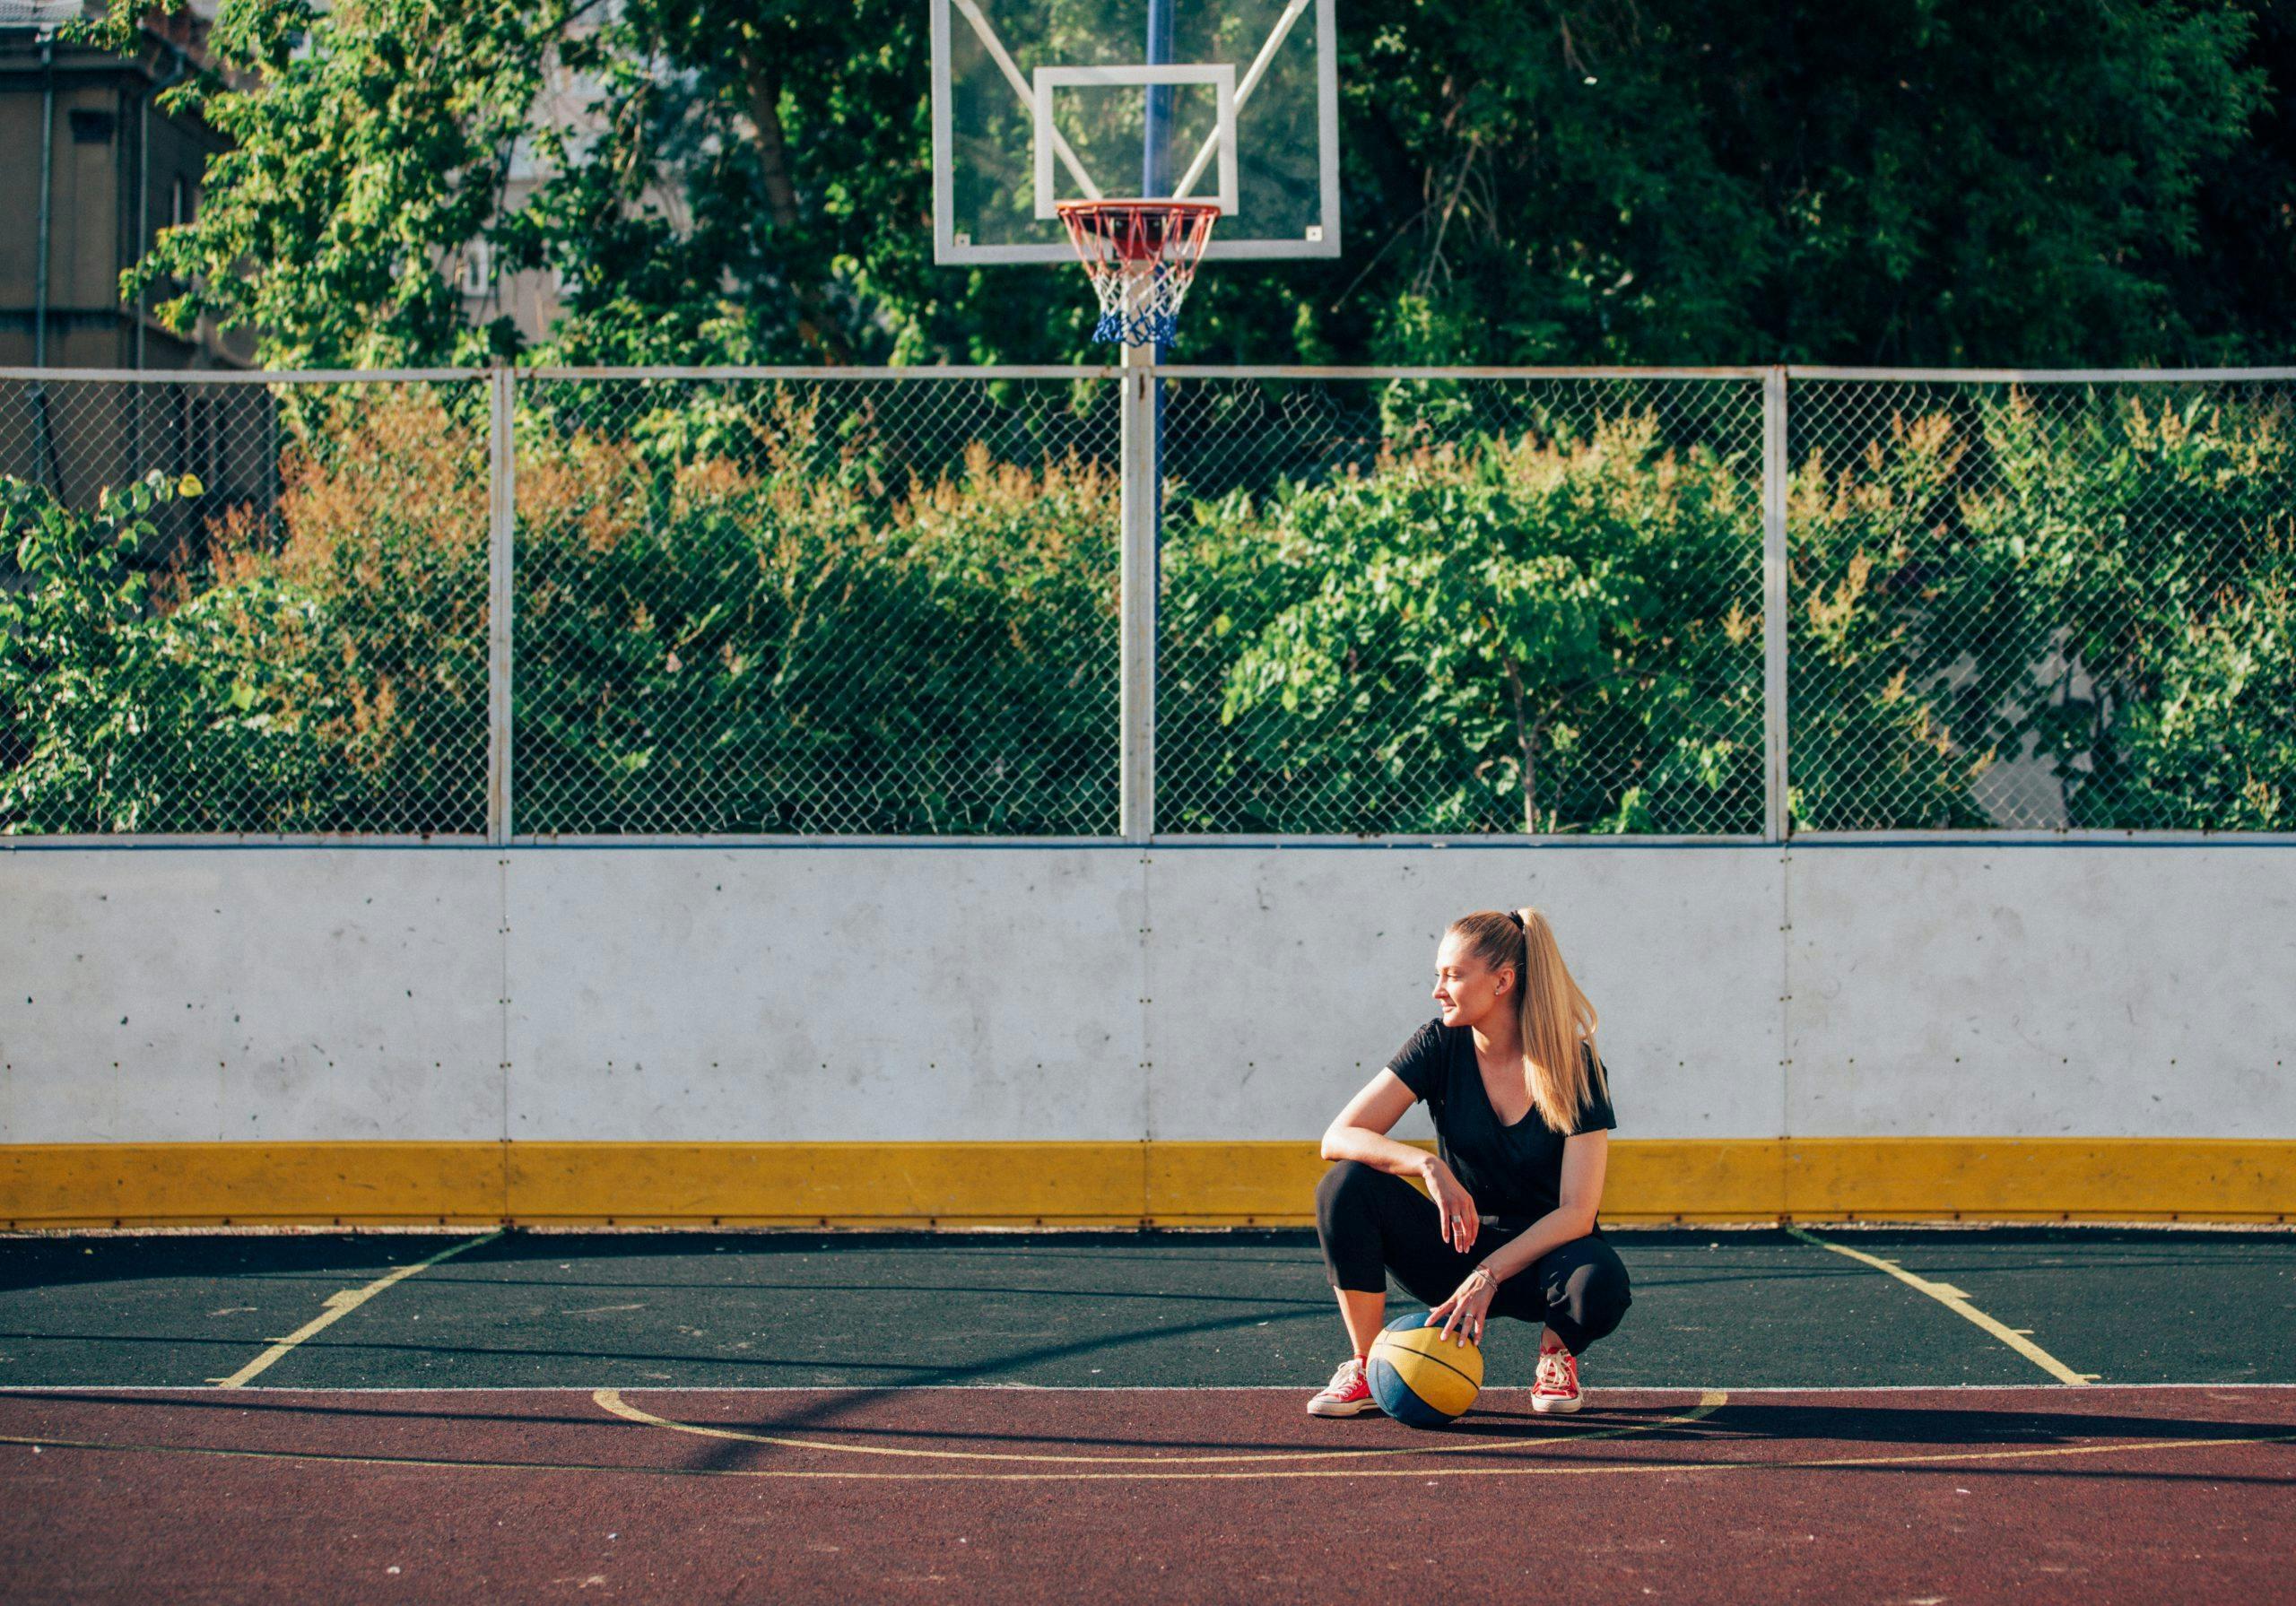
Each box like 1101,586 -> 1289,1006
1056,200 -> 1220,348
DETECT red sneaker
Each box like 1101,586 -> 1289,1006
1307,1356 -> 1378,1417
1532,1344 -> 1583,1414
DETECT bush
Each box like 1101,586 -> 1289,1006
1162,412 -> 1766,833
2,470 -> 227,832
1788,387 -> 2295,829
6,382 -> 2286,837
0,389 -> 489,833
509,388 -> 1118,833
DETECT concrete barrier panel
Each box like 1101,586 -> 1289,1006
1786,846 -> 2296,1138
503,848 -> 1150,1141
0,848 -> 503,1142
6,841 -> 2290,1224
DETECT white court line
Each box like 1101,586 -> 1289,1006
209,1230 -> 503,1389
4,1423 -> 2292,1485
592,1385 -> 1730,1464
1787,1225 -> 2100,1385
11,1382 -> 2296,1395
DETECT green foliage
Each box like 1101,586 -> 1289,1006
85,0 -> 2290,367
1974,391 -> 2296,829
1162,412 -> 1764,833
6,391 -> 2287,835
0,467 -> 459,832
2,472 -> 209,831
1787,411 -> 2013,829
99,1 -> 573,368
1788,388 -> 2296,830
1322,0 -> 2274,367
0,395 -> 491,833
509,395 -> 1120,832
0,387 -> 1119,835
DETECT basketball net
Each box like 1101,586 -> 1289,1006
1056,200 -> 1220,348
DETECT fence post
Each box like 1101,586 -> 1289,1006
1119,344 -> 1157,839
487,367 -> 515,844
1762,366 -> 1789,843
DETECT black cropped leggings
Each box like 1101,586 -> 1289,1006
1315,1159 -> 1632,1355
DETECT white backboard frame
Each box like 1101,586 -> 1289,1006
1031,65 -> 1239,218
932,0 -> 1341,265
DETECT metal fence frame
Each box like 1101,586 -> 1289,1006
7,362 -> 2295,847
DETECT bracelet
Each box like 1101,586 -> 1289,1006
1469,1265 -> 1498,1291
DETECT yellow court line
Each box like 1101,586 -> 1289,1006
591,1386 -> 1728,1465
2,1421 -> 2290,1484
1787,1225 -> 2099,1386
210,1230 -> 503,1389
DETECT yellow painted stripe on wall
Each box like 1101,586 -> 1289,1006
507,1142 -> 1148,1223
1781,1137 -> 2296,1219
0,1142 -> 508,1227
2,1139 -> 2290,1228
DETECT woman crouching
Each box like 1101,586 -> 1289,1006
1309,906 -> 1631,1418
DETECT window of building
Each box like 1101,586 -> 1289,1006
458,239 -> 493,296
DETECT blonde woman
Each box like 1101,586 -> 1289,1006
1308,907 -> 1630,1418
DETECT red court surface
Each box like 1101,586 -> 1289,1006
4,1384 -> 2292,1602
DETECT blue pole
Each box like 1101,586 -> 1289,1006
1143,0 -> 1174,198
1143,0 -> 1174,361
1142,0 -> 1173,638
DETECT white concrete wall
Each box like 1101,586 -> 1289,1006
1787,846 -> 2296,1137
1143,846 -> 1785,1142
2,849 -> 501,1142
4,845 -> 2291,1144
504,848 -> 1148,1142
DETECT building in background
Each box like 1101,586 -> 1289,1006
0,2 -> 619,528
457,32 -> 588,349
4,1 -> 646,366
0,1 -> 251,370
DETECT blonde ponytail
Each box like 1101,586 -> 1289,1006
1453,907 -> 1607,1132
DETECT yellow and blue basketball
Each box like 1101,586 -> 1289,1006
1366,1309 -> 1483,1428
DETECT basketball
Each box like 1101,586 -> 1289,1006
1366,1310 -> 1484,1428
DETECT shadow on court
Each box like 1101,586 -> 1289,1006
3,1225 -> 2291,1390
12,1385 -> 2295,1464
1,1380 -> 2291,1604
1,1226 -> 2291,1603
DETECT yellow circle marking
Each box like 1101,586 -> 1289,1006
1,1420 -> 2291,1484
588,1386 -> 1725,1464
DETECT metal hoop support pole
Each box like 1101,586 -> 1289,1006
1119,339 -> 1158,840
487,367 -> 516,844
1123,0 -> 1172,842
1761,365 -> 1789,844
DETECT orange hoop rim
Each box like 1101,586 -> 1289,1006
1056,200 -> 1222,262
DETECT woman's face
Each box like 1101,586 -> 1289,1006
1432,932 -> 1514,1029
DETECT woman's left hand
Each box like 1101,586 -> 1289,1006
1427,1268 -> 1497,1347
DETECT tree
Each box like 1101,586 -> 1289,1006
96,2 -> 575,368
93,0 -> 2284,369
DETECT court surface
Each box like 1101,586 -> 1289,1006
4,1226 -> 2292,1602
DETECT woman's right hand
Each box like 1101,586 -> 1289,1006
1421,1157 -> 1479,1252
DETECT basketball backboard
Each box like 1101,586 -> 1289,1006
930,0 -> 1340,265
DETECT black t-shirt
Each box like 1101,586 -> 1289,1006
1385,1018 -> 1617,1226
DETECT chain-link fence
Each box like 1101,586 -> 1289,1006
509,374 -> 1120,835
1,372 -> 491,834
1159,374 -> 1767,835
4,366 -> 2289,838
1788,373 -> 2296,832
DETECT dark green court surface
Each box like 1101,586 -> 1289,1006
1,1227 -> 2290,1392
